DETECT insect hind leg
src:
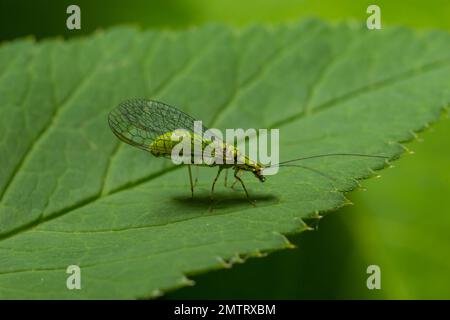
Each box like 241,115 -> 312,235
230,170 -> 243,189
233,169 -> 255,206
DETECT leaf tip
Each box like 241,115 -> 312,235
253,250 -> 268,258
286,242 -> 297,249
344,199 -> 354,206
150,289 -> 163,298
180,276 -> 195,287
215,256 -> 232,269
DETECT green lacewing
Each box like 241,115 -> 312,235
108,99 -> 387,203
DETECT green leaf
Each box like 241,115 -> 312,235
0,19 -> 449,299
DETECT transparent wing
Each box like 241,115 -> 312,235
108,99 -> 209,152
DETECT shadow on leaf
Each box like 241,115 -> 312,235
171,192 -> 278,210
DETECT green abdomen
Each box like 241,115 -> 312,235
149,130 -> 232,165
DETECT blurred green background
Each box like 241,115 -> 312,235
2,0 -> 449,299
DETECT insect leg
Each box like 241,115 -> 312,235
233,169 -> 255,206
210,167 -> 224,201
194,166 -> 199,187
231,170 -> 243,189
188,165 -> 194,199
224,169 -> 228,187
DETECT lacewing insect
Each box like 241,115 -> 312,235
108,99 -> 387,203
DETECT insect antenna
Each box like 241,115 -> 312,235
264,153 -> 389,190
276,153 -> 389,166
277,163 -> 337,182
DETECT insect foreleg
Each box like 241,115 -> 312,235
210,167 -> 224,201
